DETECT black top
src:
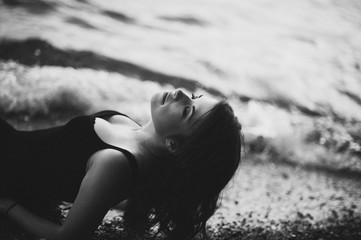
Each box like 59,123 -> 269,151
0,110 -> 140,205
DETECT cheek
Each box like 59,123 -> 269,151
152,105 -> 181,137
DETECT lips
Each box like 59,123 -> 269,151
162,92 -> 169,104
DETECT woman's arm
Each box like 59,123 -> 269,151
2,149 -> 134,240
0,201 -> 62,237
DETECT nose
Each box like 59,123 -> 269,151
173,89 -> 186,101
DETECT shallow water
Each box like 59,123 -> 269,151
0,0 -> 361,171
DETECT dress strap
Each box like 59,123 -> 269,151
0,117 -> 16,135
91,110 -> 141,126
91,110 -> 140,178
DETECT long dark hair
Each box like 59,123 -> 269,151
124,100 -> 243,239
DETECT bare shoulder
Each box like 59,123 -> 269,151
60,150 -> 134,238
86,149 -> 134,190
89,149 -> 132,172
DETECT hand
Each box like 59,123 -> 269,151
0,198 -> 17,215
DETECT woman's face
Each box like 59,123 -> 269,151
151,89 -> 218,139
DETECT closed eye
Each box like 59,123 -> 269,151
189,93 -> 201,120
183,106 -> 191,118
189,105 -> 195,120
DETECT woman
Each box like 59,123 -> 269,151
0,89 -> 243,240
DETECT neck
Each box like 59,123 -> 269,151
134,121 -> 167,159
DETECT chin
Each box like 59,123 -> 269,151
150,93 -> 161,118
151,92 -> 161,107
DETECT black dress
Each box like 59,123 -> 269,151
0,110 -> 139,216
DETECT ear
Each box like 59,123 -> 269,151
165,137 -> 181,154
